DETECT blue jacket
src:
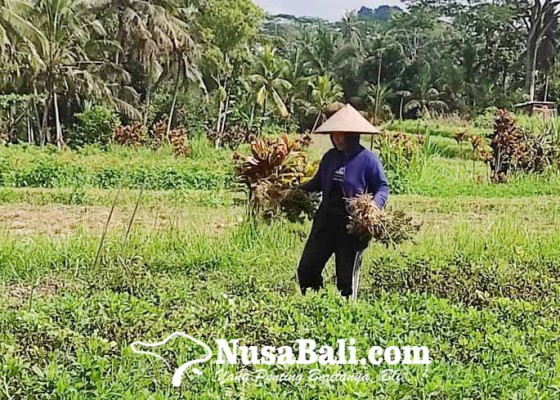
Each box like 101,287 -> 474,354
301,145 -> 389,209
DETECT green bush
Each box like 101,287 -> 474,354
472,107 -> 498,129
375,133 -> 431,195
11,160 -> 88,188
68,104 -> 119,148
0,144 -> 234,190
2,162 -> 233,190
149,82 -> 210,136
368,256 -> 560,308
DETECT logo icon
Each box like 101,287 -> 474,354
333,166 -> 345,182
131,332 -> 213,387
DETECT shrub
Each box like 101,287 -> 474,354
150,115 -> 190,157
69,104 -> 119,148
464,110 -> 560,183
0,147 -> 234,191
114,124 -> 147,147
233,134 -> 319,222
368,257 -> 560,308
169,127 -> 190,158
374,132 -> 428,194
207,125 -> 257,150
472,107 -> 498,130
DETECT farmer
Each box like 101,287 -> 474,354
297,104 -> 389,300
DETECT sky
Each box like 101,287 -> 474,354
252,0 -> 404,21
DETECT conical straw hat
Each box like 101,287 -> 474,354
314,104 -> 381,134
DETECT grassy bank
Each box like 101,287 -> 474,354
2,132 -> 560,398
1,196 -> 560,397
0,142 -> 235,191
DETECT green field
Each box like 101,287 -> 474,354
1,137 -> 560,399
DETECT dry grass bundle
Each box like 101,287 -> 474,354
251,181 -> 319,222
346,194 -> 421,247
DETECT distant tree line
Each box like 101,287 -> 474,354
1,0 -> 559,147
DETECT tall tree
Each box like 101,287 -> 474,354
303,27 -> 357,77
28,0 -> 138,147
517,0 -> 560,100
404,62 -> 448,118
339,11 -> 363,49
0,0 -> 45,57
249,45 -> 291,121
307,74 -> 343,130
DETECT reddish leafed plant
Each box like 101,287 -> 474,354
233,134 -> 319,222
114,124 -> 147,147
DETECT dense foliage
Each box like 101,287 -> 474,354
2,1 -> 560,148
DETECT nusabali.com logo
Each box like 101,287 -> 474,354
131,332 -> 431,387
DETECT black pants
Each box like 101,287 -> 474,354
297,207 -> 369,298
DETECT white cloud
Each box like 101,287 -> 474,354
253,0 -> 404,21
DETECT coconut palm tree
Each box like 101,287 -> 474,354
307,74 -> 343,131
339,11 -> 363,49
358,82 -> 395,124
302,27 -> 357,77
404,63 -> 448,118
284,47 -> 311,127
88,0 -> 202,125
28,0 -> 139,147
0,0 -> 45,57
396,90 -> 412,120
249,45 -> 292,121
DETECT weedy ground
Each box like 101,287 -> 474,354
1,136 -> 560,399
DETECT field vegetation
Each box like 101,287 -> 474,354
3,0 -> 560,397
2,119 -> 560,397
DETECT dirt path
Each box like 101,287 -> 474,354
0,204 -> 243,236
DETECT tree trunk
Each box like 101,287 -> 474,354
525,40 -> 536,97
545,74 -> 550,102
144,87 -> 151,126
249,104 -> 255,132
260,96 -> 267,133
116,0 -> 124,65
28,117 -> 34,144
167,91 -> 177,140
41,94 -> 52,146
167,67 -> 180,140
220,89 -> 231,134
523,1 -> 551,99
529,44 -> 539,102
54,90 -> 63,149
216,94 -> 224,132
399,98 -> 404,120
32,87 -> 42,145
144,62 -> 153,126
311,112 -> 321,132
374,51 -> 383,125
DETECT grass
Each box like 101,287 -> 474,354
0,187 -> 238,207
0,141 -> 236,191
2,135 -> 560,398
2,206 -> 560,397
386,118 -> 488,139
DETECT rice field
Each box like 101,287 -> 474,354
1,139 -> 560,399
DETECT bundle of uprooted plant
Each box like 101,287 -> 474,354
346,194 -> 421,247
233,134 -> 318,222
